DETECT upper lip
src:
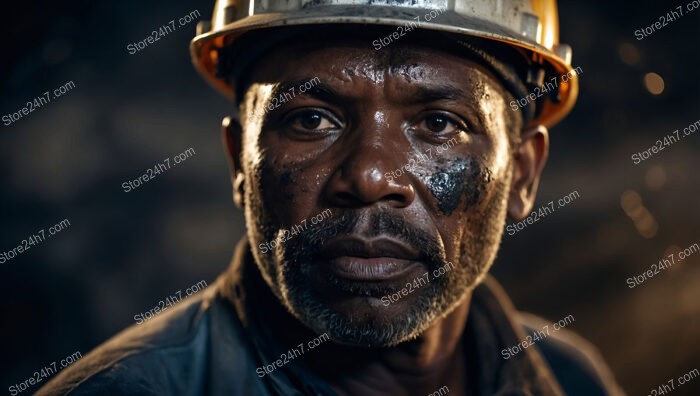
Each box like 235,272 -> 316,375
316,237 -> 421,261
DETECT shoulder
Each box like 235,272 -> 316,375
517,312 -> 625,396
37,281 -> 255,395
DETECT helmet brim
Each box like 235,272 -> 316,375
190,6 -> 578,128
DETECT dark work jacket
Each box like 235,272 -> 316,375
38,239 -> 624,396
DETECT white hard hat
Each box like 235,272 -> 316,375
191,0 -> 578,127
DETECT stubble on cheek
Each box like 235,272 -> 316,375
239,87 -> 294,292
420,154 -> 512,291
245,155 -> 304,282
459,166 -> 511,283
242,155 -> 278,288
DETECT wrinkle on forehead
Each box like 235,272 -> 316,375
338,62 -> 430,84
334,46 -> 433,84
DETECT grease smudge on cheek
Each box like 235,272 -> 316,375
426,158 -> 493,216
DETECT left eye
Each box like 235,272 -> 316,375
286,109 -> 339,132
417,114 -> 465,134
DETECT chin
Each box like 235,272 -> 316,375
281,279 -> 472,347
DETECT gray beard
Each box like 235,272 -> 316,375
251,168 -> 510,347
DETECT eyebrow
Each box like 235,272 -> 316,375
270,79 -> 341,104
268,80 -> 469,106
406,85 -> 468,104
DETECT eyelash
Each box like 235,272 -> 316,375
414,112 -> 471,134
284,109 -> 341,133
278,108 -> 471,139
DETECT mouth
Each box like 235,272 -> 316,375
313,237 -> 425,282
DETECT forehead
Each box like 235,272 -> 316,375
244,34 -> 508,100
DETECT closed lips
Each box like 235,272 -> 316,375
315,237 -> 423,281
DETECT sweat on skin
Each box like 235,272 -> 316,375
218,32 -> 549,396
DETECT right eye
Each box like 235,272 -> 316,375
283,109 -> 341,138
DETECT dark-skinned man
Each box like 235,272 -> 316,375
39,1 -> 623,395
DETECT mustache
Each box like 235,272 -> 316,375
285,209 -> 445,268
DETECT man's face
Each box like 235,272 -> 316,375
232,35 -> 521,347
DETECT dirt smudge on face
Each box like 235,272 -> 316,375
259,158 -> 303,204
427,157 -> 492,216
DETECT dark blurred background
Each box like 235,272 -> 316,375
1,0 -> 698,395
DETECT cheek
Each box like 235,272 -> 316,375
479,84 -> 512,175
255,159 -> 301,224
426,157 -> 493,216
251,154 -> 327,231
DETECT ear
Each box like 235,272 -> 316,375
507,125 -> 549,220
221,116 -> 245,209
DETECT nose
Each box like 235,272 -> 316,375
324,137 -> 416,209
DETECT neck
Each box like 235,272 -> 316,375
308,295 -> 475,396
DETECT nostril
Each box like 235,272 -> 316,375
385,193 -> 409,205
335,191 -> 362,206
